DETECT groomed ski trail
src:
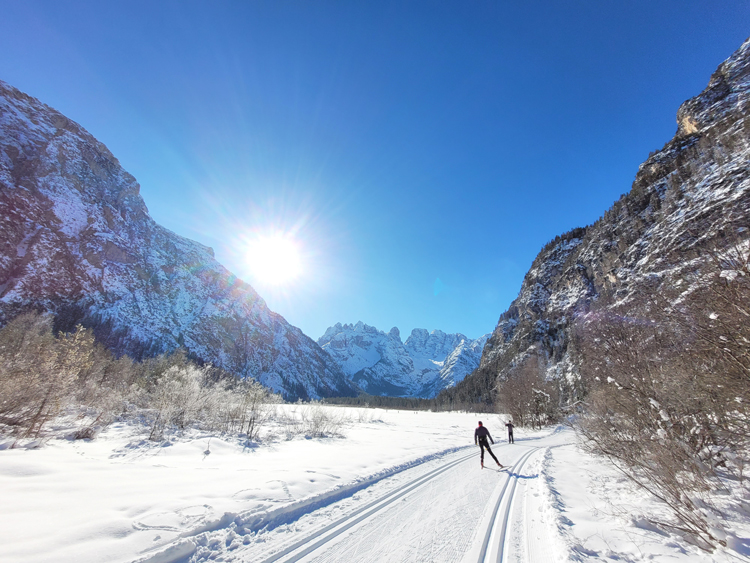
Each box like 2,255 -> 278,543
258,449 -> 478,563
473,445 -> 545,563
132,432 -> 569,563
252,440 -> 560,563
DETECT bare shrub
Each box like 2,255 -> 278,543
146,364 -> 210,440
233,379 -> 277,440
573,237 -> 750,549
139,357 -> 278,441
0,313 -> 93,438
276,405 -> 302,440
273,403 -> 347,440
0,313 -> 281,445
0,313 -> 145,440
299,402 -> 347,437
354,407 -> 375,423
0,313 -> 57,435
202,377 -> 275,440
496,351 -> 559,428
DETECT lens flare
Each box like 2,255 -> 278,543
246,234 -> 303,286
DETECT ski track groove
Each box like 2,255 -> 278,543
477,446 -> 540,563
259,450 -> 477,563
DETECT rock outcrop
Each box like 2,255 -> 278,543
0,79 -> 356,401
445,37 -> 750,406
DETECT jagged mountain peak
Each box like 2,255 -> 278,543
388,326 -> 401,342
318,322 -> 488,398
404,328 -> 469,358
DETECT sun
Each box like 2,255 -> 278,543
246,234 -> 303,286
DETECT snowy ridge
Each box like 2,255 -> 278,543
0,79 -> 355,401
318,322 -> 488,398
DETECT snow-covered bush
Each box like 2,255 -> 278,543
146,364 -> 207,440
299,402 -> 347,437
202,377 -> 276,440
141,361 -> 278,441
572,237 -> 750,550
0,312 -> 64,438
354,407 -> 376,423
0,313 -> 114,439
272,402 -> 347,440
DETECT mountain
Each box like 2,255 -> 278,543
439,37 -> 750,408
318,321 -> 488,398
0,79 -> 356,401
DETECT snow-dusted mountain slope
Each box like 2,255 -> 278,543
0,80 -> 356,401
318,321 -> 488,397
441,37 -> 750,406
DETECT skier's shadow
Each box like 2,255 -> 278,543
732,536 -> 750,557
505,469 -> 538,480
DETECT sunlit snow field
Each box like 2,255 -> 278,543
1,405 -> 748,562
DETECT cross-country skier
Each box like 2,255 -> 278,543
474,421 -> 503,469
505,420 -> 515,444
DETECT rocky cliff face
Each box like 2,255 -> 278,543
453,37 -> 750,405
0,80 -> 356,401
318,321 -> 487,397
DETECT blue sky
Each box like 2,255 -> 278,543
1,1 -> 748,340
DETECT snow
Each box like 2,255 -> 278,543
41,178 -> 90,237
1,408 -> 748,563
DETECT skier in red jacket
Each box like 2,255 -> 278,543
474,421 -> 503,469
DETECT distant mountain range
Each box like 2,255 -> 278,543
318,322 -> 488,398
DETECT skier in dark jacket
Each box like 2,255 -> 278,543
474,421 -> 503,469
505,421 -> 515,444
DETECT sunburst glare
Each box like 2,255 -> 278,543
245,234 -> 303,286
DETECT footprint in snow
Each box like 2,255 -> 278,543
133,504 -> 214,532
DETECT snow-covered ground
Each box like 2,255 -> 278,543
1,406 -> 748,563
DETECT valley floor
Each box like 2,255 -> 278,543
0,406 -> 748,562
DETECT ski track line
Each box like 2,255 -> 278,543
259,449 -> 477,563
477,446 -> 540,563
130,445 -> 473,563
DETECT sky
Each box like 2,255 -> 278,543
1,1 -> 748,341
